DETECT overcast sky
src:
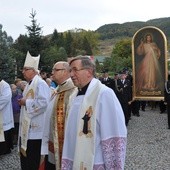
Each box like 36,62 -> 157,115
1,0 -> 170,40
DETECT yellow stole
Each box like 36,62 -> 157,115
20,77 -> 38,157
48,91 -> 68,169
48,79 -> 76,169
56,91 -> 65,162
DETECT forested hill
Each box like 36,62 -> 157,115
96,17 -> 170,40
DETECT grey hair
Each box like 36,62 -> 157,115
56,61 -> 70,71
69,55 -> 96,76
62,62 -> 70,71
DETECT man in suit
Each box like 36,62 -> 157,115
117,71 -> 132,126
112,73 -> 120,97
100,69 -> 114,90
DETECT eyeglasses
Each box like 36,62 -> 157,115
70,67 -> 86,73
52,68 -> 65,72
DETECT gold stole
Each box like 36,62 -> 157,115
48,91 -> 66,168
56,91 -> 65,162
20,77 -> 38,157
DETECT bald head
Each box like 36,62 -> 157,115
52,61 -> 70,85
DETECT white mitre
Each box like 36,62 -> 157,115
24,51 -> 40,70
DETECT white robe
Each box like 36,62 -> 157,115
0,80 -> 14,132
18,75 -> 50,141
41,78 -> 77,169
62,78 -> 127,170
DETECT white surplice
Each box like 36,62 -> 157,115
18,75 -> 51,153
0,80 -> 14,142
62,78 -> 127,170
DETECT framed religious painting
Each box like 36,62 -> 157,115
132,26 -> 168,101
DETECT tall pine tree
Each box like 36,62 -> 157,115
25,9 -> 44,56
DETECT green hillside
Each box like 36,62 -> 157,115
96,17 -> 170,40
96,17 -> 170,56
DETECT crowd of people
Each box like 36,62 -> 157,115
0,52 -> 169,170
0,53 -> 127,170
99,68 -> 170,127
99,69 -> 133,126
99,69 -> 168,127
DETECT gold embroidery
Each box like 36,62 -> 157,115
20,148 -> 27,157
26,89 -> 34,99
30,123 -> 39,129
20,119 -> 29,157
80,162 -> 87,170
56,92 -> 65,162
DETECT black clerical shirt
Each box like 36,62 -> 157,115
77,82 -> 90,96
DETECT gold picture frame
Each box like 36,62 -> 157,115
132,26 -> 167,101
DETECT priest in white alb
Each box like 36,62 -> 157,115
0,79 -> 14,155
18,51 -> 51,170
61,56 -> 127,170
40,61 -> 77,170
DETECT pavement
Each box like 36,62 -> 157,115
125,107 -> 170,170
0,106 -> 170,170
0,146 -> 20,170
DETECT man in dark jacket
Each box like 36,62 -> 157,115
100,69 -> 114,90
117,71 -> 132,126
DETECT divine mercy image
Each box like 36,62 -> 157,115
132,26 -> 167,100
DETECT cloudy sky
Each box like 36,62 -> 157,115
1,0 -> 170,40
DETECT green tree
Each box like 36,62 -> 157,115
13,9 -> 46,75
102,57 -> 112,72
95,59 -> 102,73
110,38 -> 132,72
0,24 -> 15,83
71,29 -> 99,55
59,33 -> 65,47
65,31 -> 74,57
25,9 -> 44,55
50,29 -> 59,46
50,29 -> 65,48
82,37 -> 92,55
41,45 -> 67,71
57,47 -> 67,61
8,48 -> 25,79
12,35 -> 31,78
13,34 -> 30,53
81,30 -> 99,55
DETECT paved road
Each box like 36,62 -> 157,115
0,146 -> 20,170
0,106 -> 170,170
125,107 -> 170,170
